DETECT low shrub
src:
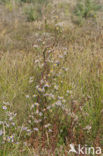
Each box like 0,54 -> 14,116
74,0 -> 102,24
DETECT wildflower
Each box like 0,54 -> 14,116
62,67 -> 68,71
28,120 -> 31,123
36,85 -> 45,92
48,50 -> 52,54
33,94 -> 37,98
66,90 -> 70,94
39,112 -> 43,116
27,129 -> 31,133
44,93 -> 49,97
47,59 -> 53,63
35,59 -> 39,63
11,122 -> 15,126
36,109 -> 39,114
33,128 -> 39,131
9,117 -> 13,121
15,142 -> 19,145
84,112 -> 89,116
44,82 -> 50,88
23,142 -> 27,146
42,41 -> 45,45
80,106 -> 83,111
14,113 -> 17,117
83,125 -> 91,131
55,22 -> 64,27
47,106 -> 51,110
2,106 -> 7,110
70,112 -> 78,121
25,95 -> 29,98
39,88 -> 45,92
34,119 -> 40,123
44,93 -> 54,99
33,44 -> 39,48
5,123 -> 10,128
29,77 -> 34,83
74,115 -> 78,122
48,129 -> 52,132
64,52 -> 67,56
54,85 -> 59,90
7,135 -> 14,143
40,80 -> 44,84
62,99 -> 66,103
22,127 -> 28,131
44,124 -> 51,128
49,93 -> 55,99
55,60 -> 60,65
59,55 -> 63,59
55,100 -> 62,106
58,96 -> 63,100
37,38 -> 42,42
43,108 -> 46,112
63,47 -> 68,51
34,103 -> 39,106
31,104 -> 34,109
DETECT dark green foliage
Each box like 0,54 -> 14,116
74,0 -> 102,24
24,0 -> 50,22
24,5 -> 40,21
0,0 -> 7,4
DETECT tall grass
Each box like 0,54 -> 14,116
0,0 -> 103,155
0,42 -> 103,155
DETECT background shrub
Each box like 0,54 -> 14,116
74,0 -> 102,24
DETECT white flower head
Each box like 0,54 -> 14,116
66,90 -> 70,94
34,119 -> 40,123
44,82 -> 50,88
25,95 -> 29,98
84,125 -> 91,131
7,135 -> 14,143
33,94 -> 37,98
33,44 -> 39,48
33,128 -> 39,131
36,109 -> 39,114
9,117 -> 13,121
39,112 -> 43,116
47,106 -> 51,110
48,129 -> 52,132
55,100 -> 62,106
54,85 -> 59,90
34,103 -> 39,106
35,59 -> 39,64
29,79 -> 33,83
31,104 -> 34,109
2,106 -> 7,110
44,124 -> 51,128
58,96 -> 63,100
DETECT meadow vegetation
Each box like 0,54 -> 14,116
0,0 -> 103,155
